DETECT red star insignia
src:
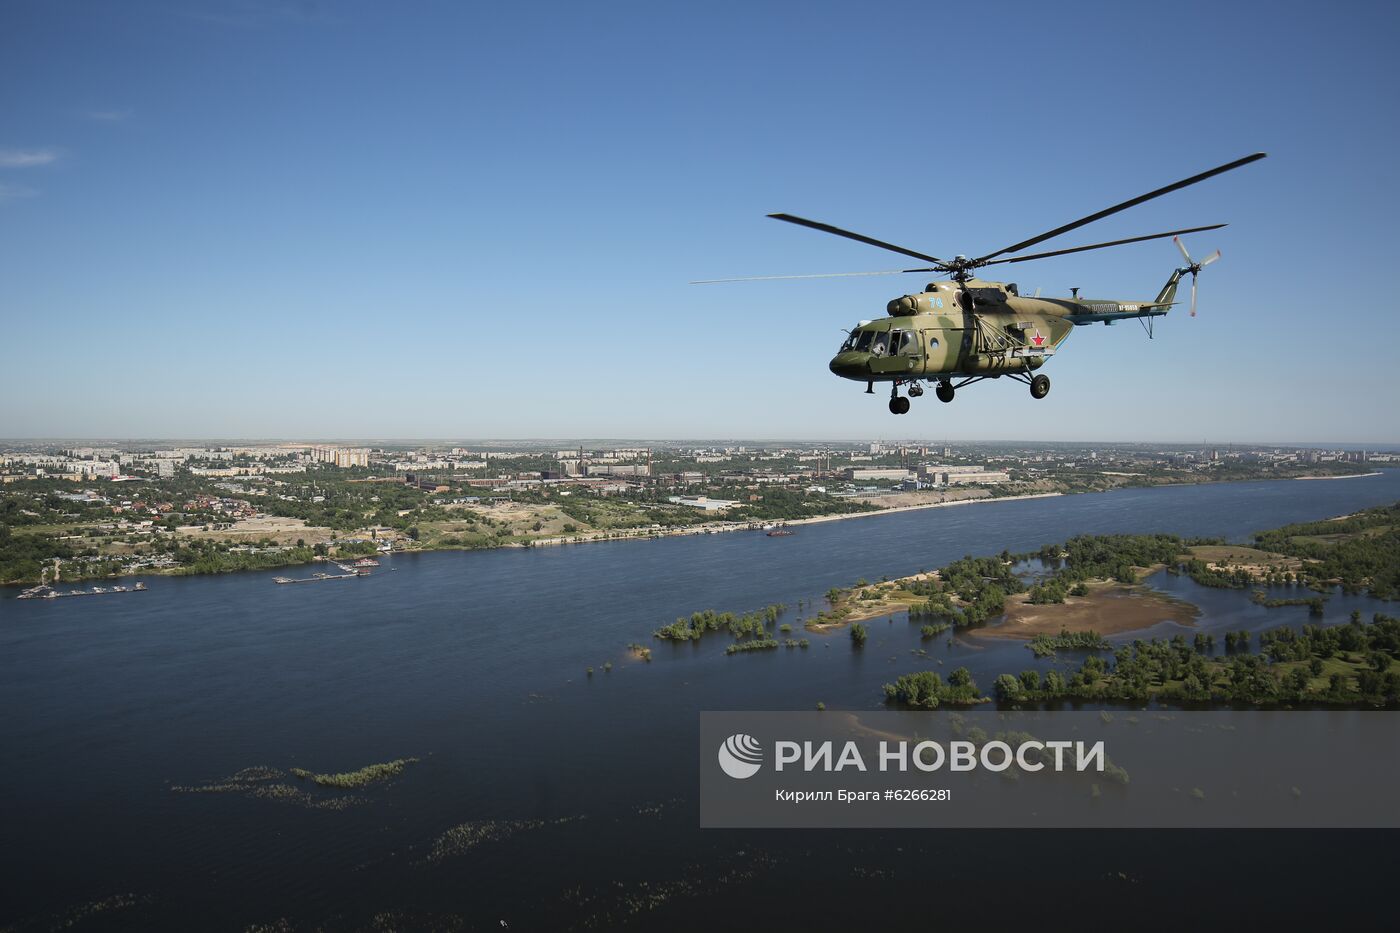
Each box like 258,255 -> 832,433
1032,331 -> 1046,347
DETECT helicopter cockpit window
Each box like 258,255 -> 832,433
889,330 -> 913,355
869,331 -> 889,356
853,329 -> 875,352
840,332 -> 858,352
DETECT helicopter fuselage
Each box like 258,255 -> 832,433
827,276 -> 1174,385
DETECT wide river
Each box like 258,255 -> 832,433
3,472 -> 1399,930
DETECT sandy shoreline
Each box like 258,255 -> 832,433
523,491 -> 1063,550
974,583 -> 1199,639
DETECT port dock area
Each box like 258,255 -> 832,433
273,569 -> 369,584
17,582 -> 148,600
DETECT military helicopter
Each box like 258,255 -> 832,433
696,153 -> 1265,414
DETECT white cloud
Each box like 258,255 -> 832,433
0,148 -> 61,168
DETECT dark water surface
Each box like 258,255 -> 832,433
3,473 -> 1399,930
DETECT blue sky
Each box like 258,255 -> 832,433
1,0 -> 1397,443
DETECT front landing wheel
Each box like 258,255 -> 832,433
1030,374 -> 1051,399
888,396 -> 910,415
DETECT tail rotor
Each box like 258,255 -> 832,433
1174,235 -> 1221,317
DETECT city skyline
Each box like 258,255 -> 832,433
1,435 -> 1396,450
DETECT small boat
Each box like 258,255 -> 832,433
353,558 -> 380,567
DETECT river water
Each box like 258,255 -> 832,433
3,473 -> 1398,930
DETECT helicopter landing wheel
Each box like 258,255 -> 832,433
935,382 -> 955,404
1030,374 -> 1051,399
888,396 -> 910,415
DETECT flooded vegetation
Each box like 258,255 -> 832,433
172,758 -> 419,809
289,757 -> 419,789
424,816 -> 583,865
1027,630 -> 1113,656
653,604 -> 787,641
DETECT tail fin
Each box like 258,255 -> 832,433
1153,269 -> 1183,308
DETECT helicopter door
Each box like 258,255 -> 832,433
899,329 -> 925,373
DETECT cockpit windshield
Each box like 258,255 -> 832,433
840,328 -> 910,355
841,329 -> 877,352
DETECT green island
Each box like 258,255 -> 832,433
883,667 -> 987,707
169,757 -> 421,810
288,757 -> 420,788
881,613 -> 1400,709
637,503 -> 1400,709
879,503 -> 1400,709
981,613 -> 1400,706
1028,630 -> 1113,657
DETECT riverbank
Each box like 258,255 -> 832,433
2,469 -> 1389,588
524,491 -> 1065,551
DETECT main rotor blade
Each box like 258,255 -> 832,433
975,152 -> 1266,262
690,269 -> 911,284
767,213 -> 949,266
980,225 -> 1227,266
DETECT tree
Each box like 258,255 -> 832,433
850,623 -> 868,648
994,673 -> 1024,702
